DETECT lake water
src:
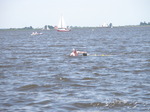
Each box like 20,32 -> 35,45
0,27 -> 150,112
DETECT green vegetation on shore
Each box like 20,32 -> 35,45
0,22 -> 150,30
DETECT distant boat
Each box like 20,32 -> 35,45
57,15 -> 71,32
101,23 -> 113,28
31,32 -> 43,36
102,23 -> 109,27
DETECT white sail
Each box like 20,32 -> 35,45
58,16 -> 66,28
56,15 -> 71,32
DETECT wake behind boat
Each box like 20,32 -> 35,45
56,15 -> 71,32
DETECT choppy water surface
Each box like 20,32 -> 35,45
0,27 -> 150,112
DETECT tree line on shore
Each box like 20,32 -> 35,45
2,21 -> 150,30
140,21 -> 150,26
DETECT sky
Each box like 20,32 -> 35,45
0,0 -> 150,28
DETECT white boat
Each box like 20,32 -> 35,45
31,32 -> 43,36
57,15 -> 71,32
102,23 -> 108,27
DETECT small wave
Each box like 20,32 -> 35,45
105,99 -> 136,107
73,102 -> 105,108
48,45 -> 65,47
71,84 -> 95,88
16,84 -> 56,91
72,100 -> 136,108
93,73 -> 101,76
2,103 -> 12,107
8,57 -> 18,60
92,66 -> 107,70
58,77 -> 72,82
82,77 -> 95,80
0,75 -> 7,79
0,65 -> 14,68
16,84 -> 39,91
133,69 -> 150,74
27,100 -> 51,106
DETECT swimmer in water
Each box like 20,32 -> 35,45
70,49 -> 87,56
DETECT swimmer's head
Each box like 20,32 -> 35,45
73,48 -> 76,51
73,48 -> 76,52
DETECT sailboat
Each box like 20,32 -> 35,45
57,15 -> 71,32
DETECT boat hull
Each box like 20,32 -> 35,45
57,29 -> 71,32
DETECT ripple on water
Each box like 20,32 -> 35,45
71,99 -> 138,109
16,84 -> 39,91
0,27 -> 150,112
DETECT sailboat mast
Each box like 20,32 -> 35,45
57,15 -> 71,31
61,16 -> 63,28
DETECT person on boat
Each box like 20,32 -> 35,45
70,49 -> 87,56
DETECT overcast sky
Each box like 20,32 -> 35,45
0,0 -> 150,28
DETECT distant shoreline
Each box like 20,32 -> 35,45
0,25 -> 150,30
